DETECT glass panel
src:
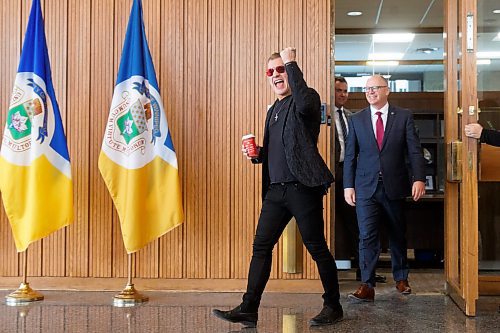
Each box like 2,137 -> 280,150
335,33 -> 444,92
477,0 -> 500,274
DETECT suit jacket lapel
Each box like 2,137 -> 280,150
381,105 -> 396,150
361,108 -> 379,150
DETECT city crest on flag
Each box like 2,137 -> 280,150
4,75 -> 48,155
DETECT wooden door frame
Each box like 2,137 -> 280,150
444,0 -> 479,316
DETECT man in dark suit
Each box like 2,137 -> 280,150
343,75 -> 426,302
333,76 -> 386,283
333,77 -> 357,268
212,47 -> 342,327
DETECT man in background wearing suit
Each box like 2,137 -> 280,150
334,76 -> 386,283
213,47 -> 343,328
343,75 -> 426,302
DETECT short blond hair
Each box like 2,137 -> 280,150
267,52 -> 281,63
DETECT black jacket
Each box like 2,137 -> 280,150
253,61 -> 333,200
480,128 -> 500,147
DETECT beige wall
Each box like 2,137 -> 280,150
0,0 -> 332,287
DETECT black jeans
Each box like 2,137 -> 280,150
241,182 -> 341,312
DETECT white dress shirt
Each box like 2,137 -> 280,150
370,103 -> 389,137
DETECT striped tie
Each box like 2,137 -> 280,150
337,108 -> 348,138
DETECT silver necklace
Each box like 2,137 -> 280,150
273,98 -> 289,122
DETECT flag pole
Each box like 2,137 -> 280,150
5,248 -> 44,305
113,253 -> 148,307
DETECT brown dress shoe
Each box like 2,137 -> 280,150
396,280 -> 412,294
348,284 -> 374,302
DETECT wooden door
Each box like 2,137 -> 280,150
444,0 -> 479,316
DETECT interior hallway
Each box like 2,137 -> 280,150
0,270 -> 498,333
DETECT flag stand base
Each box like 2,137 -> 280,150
5,282 -> 44,306
113,283 -> 148,307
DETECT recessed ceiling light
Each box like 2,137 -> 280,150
373,33 -> 415,43
347,11 -> 363,16
368,53 -> 404,60
493,9 -> 500,14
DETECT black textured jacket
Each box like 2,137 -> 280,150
480,128 -> 500,147
253,61 -> 334,200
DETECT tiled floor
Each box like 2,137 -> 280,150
0,271 -> 498,332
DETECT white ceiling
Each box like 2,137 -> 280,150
334,0 -> 500,75
335,0 -> 443,29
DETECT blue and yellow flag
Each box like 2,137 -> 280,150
0,0 -> 73,252
99,0 -> 184,254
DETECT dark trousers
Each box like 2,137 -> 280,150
356,180 -> 409,288
241,182 -> 341,312
334,164 -> 359,262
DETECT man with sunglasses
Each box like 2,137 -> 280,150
343,75 -> 426,302
213,47 -> 342,328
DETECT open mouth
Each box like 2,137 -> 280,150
274,79 -> 284,88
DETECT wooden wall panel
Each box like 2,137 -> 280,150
66,0 -> 91,277
89,0 -> 114,278
184,0 -> 209,279
159,0 -> 185,280
231,0 -> 259,280
0,0 -> 333,287
207,0 -> 232,279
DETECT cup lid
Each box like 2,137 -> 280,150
242,134 -> 255,140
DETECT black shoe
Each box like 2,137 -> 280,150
309,305 -> 343,326
212,305 -> 258,328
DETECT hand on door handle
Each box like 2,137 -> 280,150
464,123 -> 483,139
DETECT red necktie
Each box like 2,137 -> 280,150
375,111 -> 384,150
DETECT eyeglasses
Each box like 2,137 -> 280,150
364,85 -> 387,92
266,65 -> 286,77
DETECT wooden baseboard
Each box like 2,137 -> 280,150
479,276 -> 500,296
0,277 -> 324,293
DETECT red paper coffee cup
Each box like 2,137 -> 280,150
242,134 -> 259,158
